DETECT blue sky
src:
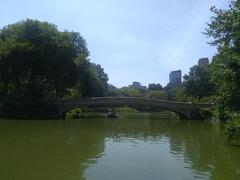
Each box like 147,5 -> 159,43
0,0 -> 228,87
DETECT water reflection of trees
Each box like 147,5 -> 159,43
0,117 -> 239,180
0,120 -> 106,180
158,120 -> 240,180
102,118 -> 240,180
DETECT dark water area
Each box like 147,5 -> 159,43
0,113 -> 239,180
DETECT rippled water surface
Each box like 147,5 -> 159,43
0,113 -> 239,180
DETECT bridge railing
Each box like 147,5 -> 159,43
55,97 -> 212,109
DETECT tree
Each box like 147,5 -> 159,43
0,19 -> 88,101
128,82 -> 147,93
148,83 -> 163,91
205,1 -> 240,120
90,63 -> 109,92
145,90 -> 166,99
106,84 -> 118,96
164,85 -> 190,102
118,87 -> 142,97
75,58 -> 108,97
183,65 -> 215,100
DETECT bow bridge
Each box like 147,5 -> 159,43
56,97 -> 212,120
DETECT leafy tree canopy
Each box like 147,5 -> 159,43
206,0 -> 240,119
0,19 -> 108,101
183,65 -> 215,100
148,83 -> 163,91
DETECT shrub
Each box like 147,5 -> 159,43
226,118 -> 240,143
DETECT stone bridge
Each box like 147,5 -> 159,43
55,97 -> 212,120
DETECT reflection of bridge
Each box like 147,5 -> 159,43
56,97 -> 212,120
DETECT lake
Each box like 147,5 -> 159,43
0,112 -> 239,180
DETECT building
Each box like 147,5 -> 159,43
169,70 -> 182,86
198,58 -> 209,66
129,81 -> 147,91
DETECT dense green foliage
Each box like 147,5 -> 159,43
204,0 -> 240,141
183,65 -> 215,100
0,20 -> 82,100
205,1 -> 240,122
226,118 -> 240,141
0,19 -> 108,102
148,83 -> 163,91
0,19 -> 109,118
74,59 -> 108,98
105,82 -> 167,100
146,90 -> 167,99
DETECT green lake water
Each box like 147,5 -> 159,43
0,113 -> 239,180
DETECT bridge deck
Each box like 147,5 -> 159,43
56,97 -> 212,109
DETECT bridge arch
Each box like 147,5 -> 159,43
55,97 -> 211,120
60,104 -> 189,119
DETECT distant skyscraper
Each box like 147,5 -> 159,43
198,58 -> 209,66
169,70 -> 182,86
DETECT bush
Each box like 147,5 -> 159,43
199,109 -> 214,120
65,108 -> 82,119
226,118 -> 240,142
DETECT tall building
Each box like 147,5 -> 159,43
169,70 -> 182,86
198,58 -> 209,66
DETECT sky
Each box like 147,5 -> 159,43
0,0 -> 228,87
